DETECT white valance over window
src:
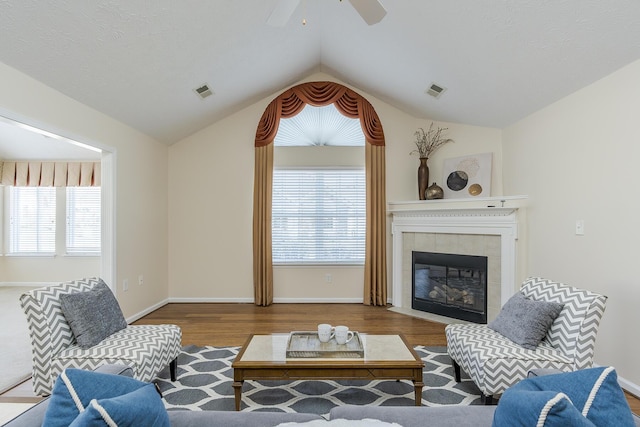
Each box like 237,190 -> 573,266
0,161 -> 101,187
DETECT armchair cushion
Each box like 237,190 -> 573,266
43,368 -> 168,427
488,291 -> 563,350
60,281 -> 127,349
492,366 -> 635,427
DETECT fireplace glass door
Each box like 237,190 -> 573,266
412,251 -> 488,323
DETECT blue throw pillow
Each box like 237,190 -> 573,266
43,368 -> 168,427
69,383 -> 169,427
492,367 -> 635,427
494,389 -> 595,426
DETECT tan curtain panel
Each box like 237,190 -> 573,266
253,144 -> 274,306
364,143 -> 387,306
253,81 -> 387,306
0,161 -> 101,186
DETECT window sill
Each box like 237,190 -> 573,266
3,253 -> 56,258
274,262 -> 365,267
64,253 -> 101,257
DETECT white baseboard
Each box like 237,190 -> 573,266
126,298 -> 169,324
166,297 -> 364,304
273,297 -> 363,303
618,375 -> 640,398
0,282 -> 57,287
168,297 -> 254,303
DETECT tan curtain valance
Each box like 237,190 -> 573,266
255,81 -> 385,147
0,161 -> 101,187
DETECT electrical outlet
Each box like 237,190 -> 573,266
138,275 -> 144,286
325,274 -> 332,283
575,220 -> 585,236
123,279 -> 129,291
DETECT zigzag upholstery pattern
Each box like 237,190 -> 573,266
20,278 -> 182,396
445,277 -> 607,398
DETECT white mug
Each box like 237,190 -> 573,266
317,323 -> 334,343
334,325 -> 354,345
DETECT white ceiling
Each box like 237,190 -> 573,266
1,0 -> 640,156
0,118 -> 101,161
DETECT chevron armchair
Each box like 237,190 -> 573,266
445,277 -> 607,403
20,277 -> 182,396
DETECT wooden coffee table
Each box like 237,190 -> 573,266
231,333 -> 424,410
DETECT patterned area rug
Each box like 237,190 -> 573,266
155,345 -> 482,414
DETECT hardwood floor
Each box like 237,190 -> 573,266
2,302 -> 639,415
134,302 -> 449,348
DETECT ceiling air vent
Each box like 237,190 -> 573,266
426,83 -> 446,99
194,83 -> 213,100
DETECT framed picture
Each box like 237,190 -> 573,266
442,153 -> 492,199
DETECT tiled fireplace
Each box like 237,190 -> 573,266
389,197 -> 526,323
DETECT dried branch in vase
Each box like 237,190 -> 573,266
411,122 -> 454,159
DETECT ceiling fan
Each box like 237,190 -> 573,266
267,0 -> 387,27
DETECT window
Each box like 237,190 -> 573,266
66,187 -> 101,254
9,187 -> 56,253
272,168 -> 365,264
6,186 -> 101,255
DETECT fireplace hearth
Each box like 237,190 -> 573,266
412,251 -> 487,323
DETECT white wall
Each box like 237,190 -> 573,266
168,72 -> 503,302
503,59 -> 640,388
0,61 -> 169,318
0,255 -> 100,284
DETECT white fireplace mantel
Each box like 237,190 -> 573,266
389,196 -> 527,315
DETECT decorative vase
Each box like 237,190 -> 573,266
417,157 -> 429,200
426,182 -> 444,200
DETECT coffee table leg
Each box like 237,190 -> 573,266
232,380 -> 243,411
413,379 -> 424,406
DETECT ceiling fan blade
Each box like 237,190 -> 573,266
348,0 -> 387,25
267,0 -> 301,27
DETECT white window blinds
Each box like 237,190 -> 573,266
66,187 -> 101,254
9,187 -> 56,254
272,168 -> 365,264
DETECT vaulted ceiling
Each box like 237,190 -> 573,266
1,0 -> 640,155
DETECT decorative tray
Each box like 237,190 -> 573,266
286,331 -> 364,358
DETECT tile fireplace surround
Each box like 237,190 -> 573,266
388,196 -> 527,324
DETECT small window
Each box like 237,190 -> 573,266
272,168 -> 365,264
9,187 -> 56,254
66,187 -> 101,254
